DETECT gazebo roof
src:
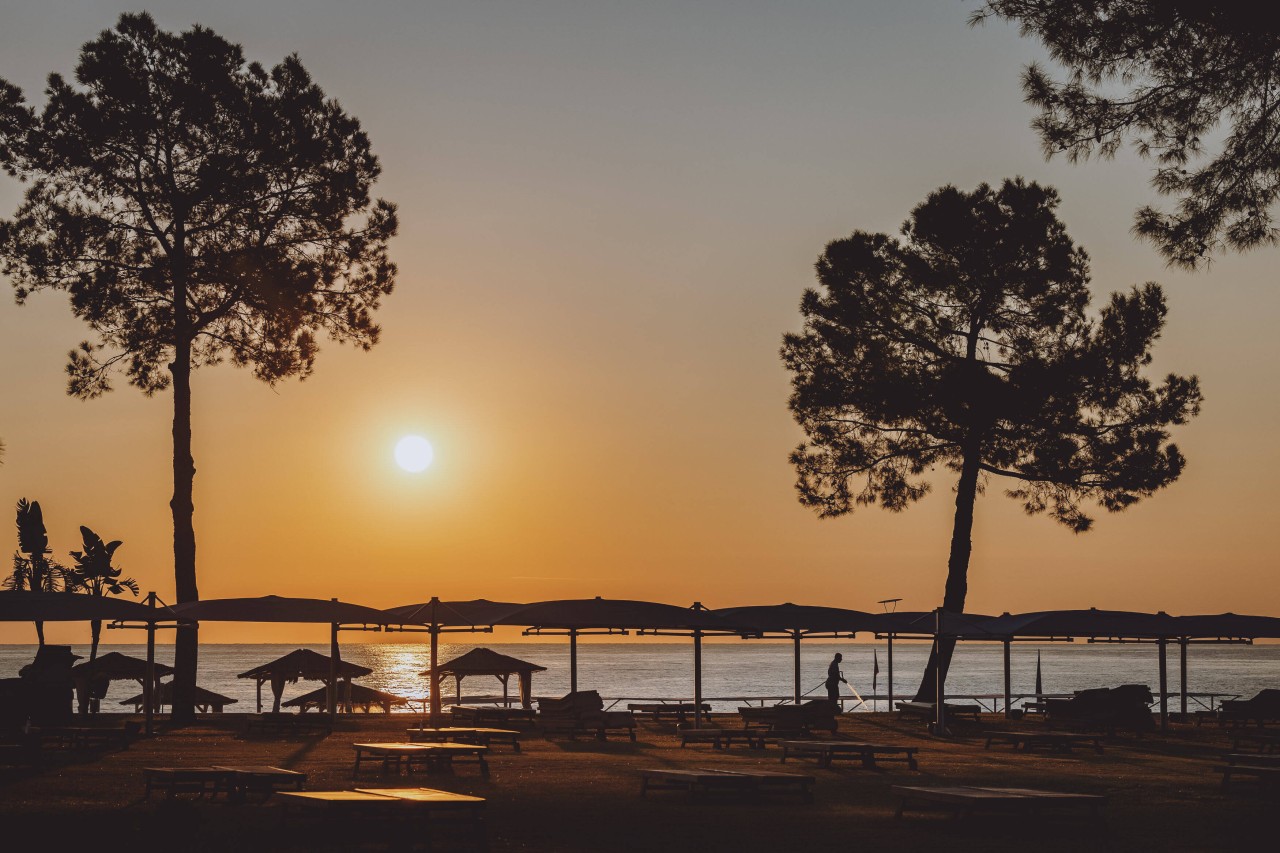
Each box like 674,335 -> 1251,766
383,599 -> 526,627
70,651 -> 174,680
0,591 -> 167,623
170,596 -> 388,625
119,683 -> 236,707
421,647 -> 547,678
236,648 -> 372,681
711,603 -> 875,634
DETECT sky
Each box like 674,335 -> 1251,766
0,1 -> 1277,644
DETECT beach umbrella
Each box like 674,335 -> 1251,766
422,647 -> 547,708
499,598 -> 722,725
710,604 -> 873,704
384,599 -> 525,723
172,596 -> 387,714
0,590 -> 168,623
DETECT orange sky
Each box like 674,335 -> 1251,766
2,1 -> 1277,644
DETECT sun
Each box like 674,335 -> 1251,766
394,435 -> 434,472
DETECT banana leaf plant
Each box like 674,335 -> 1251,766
69,526 -> 138,710
4,499 -> 77,645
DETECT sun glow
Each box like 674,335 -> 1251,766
394,435 -> 434,472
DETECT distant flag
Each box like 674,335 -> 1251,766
1035,650 -> 1043,695
873,649 -> 880,710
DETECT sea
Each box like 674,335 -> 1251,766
3,641 -> 1277,713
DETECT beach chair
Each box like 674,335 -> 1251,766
1044,685 -> 1155,735
1220,690 -> 1280,728
537,690 -> 637,741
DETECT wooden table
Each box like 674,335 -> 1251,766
780,741 -> 919,770
1216,753 -> 1280,790
352,742 -> 489,778
892,785 -> 1107,820
143,767 -> 232,800
983,731 -> 1105,754
357,788 -> 487,847
407,726 -> 522,752
211,765 -> 307,800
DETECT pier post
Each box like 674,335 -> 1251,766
1002,639 -> 1012,718
1158,638 -> 1169,731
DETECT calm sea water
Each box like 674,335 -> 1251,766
3,641 -> 1277,713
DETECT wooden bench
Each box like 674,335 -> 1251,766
352,742 -> 489,778
897,701 -> 982,724
1231,731 -> 1280,754
143,767 -> 232,800
983,731 -> 1105,754
628,703 -> 711,724
211,765 -> 307,801
780,740 -> 919,770
639,768 -> 815,801
242,713 -> 333,738
407,726 -> 522,752
892,785 -> 1107,820
1216,754 -> 1280,791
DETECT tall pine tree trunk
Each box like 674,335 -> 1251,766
913,440 -> 981,702
170,275 -> 200,723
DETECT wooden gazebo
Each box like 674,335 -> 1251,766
422,647 -> 547,708
237,648 -> 372,713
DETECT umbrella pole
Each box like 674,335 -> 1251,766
1002,639 -> 1012,718
429,597 -> 441,725
886,634 -> 894,715
569,628 -> 578,694
256,679 -> 262,714
328,612 -> 339,716
792,632 -> 801,704
145,591 -> 156,736
429,621 -> 440,724
693,629 -> 703,727
1179,637 -> 1188,718
1158,638 -> 1169,731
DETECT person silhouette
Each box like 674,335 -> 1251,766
826,653 -> 848,702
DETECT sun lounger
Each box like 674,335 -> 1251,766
352,742 -> 489,778
639,768 -> 815,800
779,740 -> 919,770
447,705 -> 536,729
1043,685 -> 1155,734
896,701 -> 981,724
538,690 -> 638,741
736,700 -> 839,735
982,731 -> 1105,754
1220,690 -> 1280,728
891,785 -> 1107,821
407,726 -> 522,752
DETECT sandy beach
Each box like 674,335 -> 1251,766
0,712 -> 1270,852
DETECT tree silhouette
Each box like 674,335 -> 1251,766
0,14 -> 397,719
4,499 -> 74,645
975,1 -> 1280,267
68,526 -> 137,713
782,179 -> 1201,700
